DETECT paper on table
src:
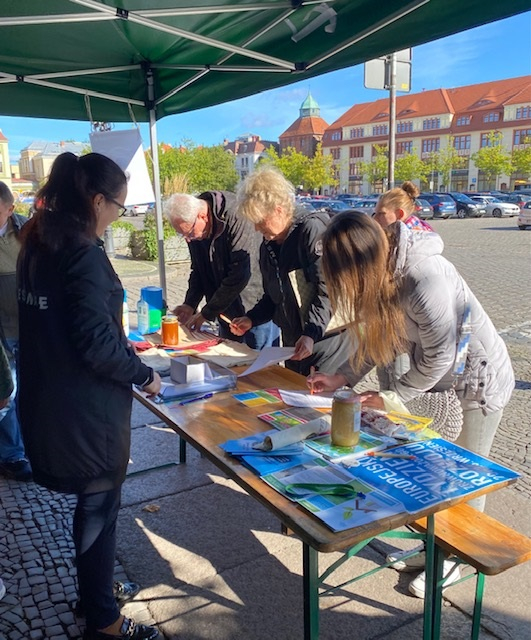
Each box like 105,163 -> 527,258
198,340 -> 258,368
279,388 -> 334,409
255,414 -> 332,451
237,347 -> 295,377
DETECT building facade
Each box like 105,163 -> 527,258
279,92 -> 329,158
0,130 -> 12,190
322,76 -> 531,195
224,133 -> 279,181
19,140 -> 85,184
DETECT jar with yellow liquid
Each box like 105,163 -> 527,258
331,387 -> 361,447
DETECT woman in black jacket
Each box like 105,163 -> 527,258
230,167 -> 348,376
17,153 -> 161,640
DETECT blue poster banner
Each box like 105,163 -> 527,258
348,438 -> 520,513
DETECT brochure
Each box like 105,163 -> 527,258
240,450 -> 318,476
350,438 -> 520,513
305,430 -> 391,462
362,410 -> 438,442
262,457 -> 405,532
258,407 -> 329,430
233,388 -> 283,407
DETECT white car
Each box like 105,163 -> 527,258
470,195 -> 519,218
125,203 -> 152,216
517,201 -> 531,230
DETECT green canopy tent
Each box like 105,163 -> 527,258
1,0 -> 528,291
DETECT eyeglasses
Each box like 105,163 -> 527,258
107,198 -> 128,217
180,216 -> 199,241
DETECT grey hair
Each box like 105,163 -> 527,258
163,193 -> 205,226
0,181 -> 14,206
236,166 -> 295,224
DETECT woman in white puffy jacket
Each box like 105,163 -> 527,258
309,212 -> 514,511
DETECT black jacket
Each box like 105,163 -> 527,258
183,191 -> 264,321
17,237 -> 151,494
247,210 -> 334,346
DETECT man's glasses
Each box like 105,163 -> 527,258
180,216 -> 198,241
107,198 -> 128,217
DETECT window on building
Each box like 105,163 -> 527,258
422,118 -> 441,130
396,141 -> 413,154
349,163 -> 363,177
349,146 -> 364,158
514,129 -> 531,145
422,138 -> 440,153
480,133 -> 501,148
331,148 -> 340,160
516,106 -> 530,119
349,128 -> 364,139
372,124 -> 388,136
331,131 -> 341,141
396,121 -> 413,133
456,116 -> 471,126
453,135 -> 471,150
483,112 -> 500,123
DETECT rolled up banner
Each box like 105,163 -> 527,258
256,414 -> 331,451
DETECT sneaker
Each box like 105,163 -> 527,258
408,560 -> 461,599
0,459 -> 33,481
75,582 -> 141,617
386,544 -> 426,572
83,617 -> 159,640
113,581 -> 140,603
0,578 -> 6,600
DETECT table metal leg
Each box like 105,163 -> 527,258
303,543 -> 319,640
423,514 -> 444,640
179,436 -> 187,463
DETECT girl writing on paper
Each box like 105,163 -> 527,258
229,167 -> 349,376
307,212 -> 514,596
17,152 -> 161,640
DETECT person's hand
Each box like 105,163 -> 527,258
143,371 -> 162,397
359,390 -> 385,410
229,316 -> 252,336
306,372 -> 347,394
0,398 -> 9,410
186,312 -> 206,331
290,335 -> 314,361
173,304 -> 194,324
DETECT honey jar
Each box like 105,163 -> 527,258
161,314 -> 179,346
331,387 -> 361,447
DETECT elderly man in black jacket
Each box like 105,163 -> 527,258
165,191 -> 279,349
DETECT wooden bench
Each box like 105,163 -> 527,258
411,503 -> 531,640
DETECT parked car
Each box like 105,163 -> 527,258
324,200 -> 356,214
517,201 -> 531,230
445,192 -> 486,218
335,193 -> 359,201
414,198 -> 434,220
419,193 -> 456,219
498,193 -> 531,211
125,203 -> 152,216
469,195 -> 519,217
300,199 -> 330,212
350,197 -> 379,215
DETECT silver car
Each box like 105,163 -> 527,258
470,196 -> 519,218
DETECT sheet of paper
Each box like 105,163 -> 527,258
198,340 -> 258,368
279,388 -> 334,409
237,347 -> 295,377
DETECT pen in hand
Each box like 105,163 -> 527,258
309,366 -> 315,395
179,393 -> 213,406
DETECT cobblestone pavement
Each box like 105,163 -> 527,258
0,216 -> 529,638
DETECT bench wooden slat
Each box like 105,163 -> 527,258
412,503 -> 531,576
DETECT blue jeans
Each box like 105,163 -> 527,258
0,340 -> 27,463
74,486 -> 122,630
219,320 -> 280,350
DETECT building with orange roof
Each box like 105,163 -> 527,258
322,76 -> 531,194
223,133 -> 278,181
279,92 -> 329,158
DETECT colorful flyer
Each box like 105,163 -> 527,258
232,388 -> 282,407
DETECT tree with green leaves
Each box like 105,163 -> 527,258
261,145 -> 309,189
437,136 -> 467,190
511,137 -> 531,182
303,142 -> 338,193
360,145 -> 388,189
394,150 -> 428,184
471,131 -> 513,190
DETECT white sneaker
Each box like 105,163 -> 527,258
0,578 -> 5,601
386,544 -> 426,572
408,560 -> 461,599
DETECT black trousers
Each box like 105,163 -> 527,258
73,485 -> 122,630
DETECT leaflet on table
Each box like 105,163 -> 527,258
362,410 -> 438,442
305,430 -> 392,462
240,450 -> 319,476
219,429 -> 305,456
262,457 -> 405,532
237,347 -> 296,377
257,406 -> 328,429
232,388 -> 283,407
349,438 -> 520,513
278,388 -> 334,409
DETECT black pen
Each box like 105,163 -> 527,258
178,393 -> 213,406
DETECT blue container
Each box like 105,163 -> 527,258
141,286 -> 164,309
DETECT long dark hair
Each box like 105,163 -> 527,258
22,152 -> 126,252
321,212 -> 405,370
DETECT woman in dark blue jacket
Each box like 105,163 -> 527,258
17,153 -> 161,640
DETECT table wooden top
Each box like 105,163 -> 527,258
134,365 -> 516,553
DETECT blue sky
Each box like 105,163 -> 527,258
1,12 -> 530,162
